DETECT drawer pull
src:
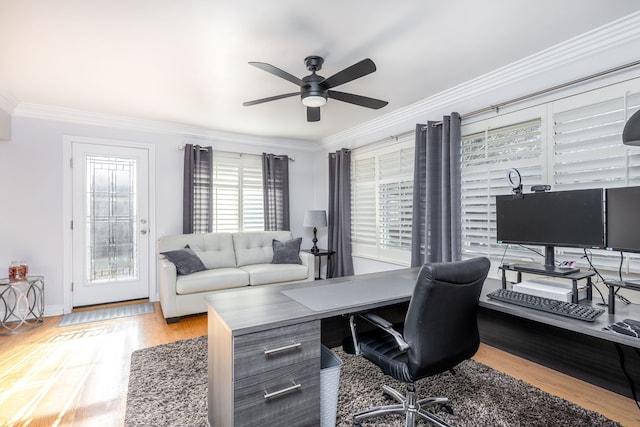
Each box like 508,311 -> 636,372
264,342 -> 301,355
263,382 -> 301,400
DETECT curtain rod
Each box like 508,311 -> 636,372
178,144 -> 209,151
177,145 -> 294,161
423,59 -> 640,129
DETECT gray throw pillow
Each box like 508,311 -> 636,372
160,246 -> 206,275
272,238 -> 302,265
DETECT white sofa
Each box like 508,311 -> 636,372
157,231 -> 314,322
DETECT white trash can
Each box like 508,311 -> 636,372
320,345 -> 342,427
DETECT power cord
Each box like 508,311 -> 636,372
582,249 -> 608,306
614,343 -> 640,411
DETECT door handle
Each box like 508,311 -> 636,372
140,229 -> 148,235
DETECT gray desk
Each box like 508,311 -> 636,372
205,268 -> 640,426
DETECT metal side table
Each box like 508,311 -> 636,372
0,276 -> 44,334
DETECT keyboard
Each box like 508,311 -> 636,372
487,288 -> 604,322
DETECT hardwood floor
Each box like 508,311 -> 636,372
0,301 -> 637,426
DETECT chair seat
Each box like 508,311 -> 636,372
358,327 -> 415,384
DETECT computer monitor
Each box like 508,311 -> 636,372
606,186 -> 640,253
496,188 -> 605,274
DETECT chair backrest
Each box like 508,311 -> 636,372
404,257 -> 490,379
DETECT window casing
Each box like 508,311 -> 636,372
211,153 -> 264,232
351,137 -> 415,265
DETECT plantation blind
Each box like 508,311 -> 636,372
211,153 -> 264,232
460,118 -> 544,262
351,137 -> 414,264
552,90 -> 640,273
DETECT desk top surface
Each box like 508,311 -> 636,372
204,267 -> 640,348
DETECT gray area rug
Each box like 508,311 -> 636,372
125,336 -> 621,426
58,302 -> 154,327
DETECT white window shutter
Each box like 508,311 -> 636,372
351,137 -> 414,264
212,154 -> 264,232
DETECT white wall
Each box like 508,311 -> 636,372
0,108 -> 10,140
0,115 -> 317,316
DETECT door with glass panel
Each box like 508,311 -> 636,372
72,143 -> 150,307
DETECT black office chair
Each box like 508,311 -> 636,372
346,257 -> 490,427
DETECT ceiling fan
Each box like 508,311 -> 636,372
243,55 -> 388,122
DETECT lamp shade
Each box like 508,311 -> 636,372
623,110 -> 640,146
303,210 -> 327,228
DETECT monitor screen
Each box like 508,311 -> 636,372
495,188 -> 605,249
606,186 -> 640,253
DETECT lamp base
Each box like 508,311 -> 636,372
311,228 -> 319,253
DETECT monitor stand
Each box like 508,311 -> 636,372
606,279 -> 640,290
511,245 -> 579,276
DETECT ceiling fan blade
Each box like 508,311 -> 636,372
307,107 -> 320,122
321,58 -> 377,89
248,62 -> 306,87
328,90 -> 388,109
243,92 -> 300,107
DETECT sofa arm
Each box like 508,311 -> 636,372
158,257 -> 179,318
299,251 -> 315,282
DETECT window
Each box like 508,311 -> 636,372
460,77 -> 640,277
351,136 -> 414,264
211,153 -> 264,232
461,114 -> 544,263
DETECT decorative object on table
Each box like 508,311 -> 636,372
8,260 -> 28,282
303,210 -> 327,254
0,275 -> 44,334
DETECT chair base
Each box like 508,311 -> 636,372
353,384 -> 452,427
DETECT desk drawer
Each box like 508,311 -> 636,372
234,320 -> 320,379
234,360 -> 320,426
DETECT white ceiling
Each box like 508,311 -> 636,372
1,1 -> 639,142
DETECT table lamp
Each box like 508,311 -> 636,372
303,210 -> 327,254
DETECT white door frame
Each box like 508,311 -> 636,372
62,136 -> 156,314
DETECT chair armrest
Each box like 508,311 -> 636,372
348,312 -> 409,354
360,313 -> 410,351
157,257 -> 178,318
298,251 -> 314,281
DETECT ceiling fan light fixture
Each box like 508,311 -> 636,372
302,95 -> 327,107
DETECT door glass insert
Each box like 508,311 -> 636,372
86,155 -> 138,283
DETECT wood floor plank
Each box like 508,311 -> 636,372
0,302 -> 636,426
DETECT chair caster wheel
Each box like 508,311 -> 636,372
441,403 -> 454,415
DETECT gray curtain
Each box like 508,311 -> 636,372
262,153 -> 290,231
183,144 -> 213,234
328,149 -> 354,278
411,113 -> 462,266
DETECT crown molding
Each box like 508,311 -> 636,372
12,103 -> 317,152
320,11 -> 640,150
0,88 -> 18,114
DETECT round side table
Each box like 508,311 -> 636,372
0,276 -> 44,334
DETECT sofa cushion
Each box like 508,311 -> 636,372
239,263 -> 309,286
176,268 -> 249,295
192,233 -> 237,269
158,233 -> 236,269
272,238 -> 302,264
160,246 -> 206,275
233,231 -> 293,266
